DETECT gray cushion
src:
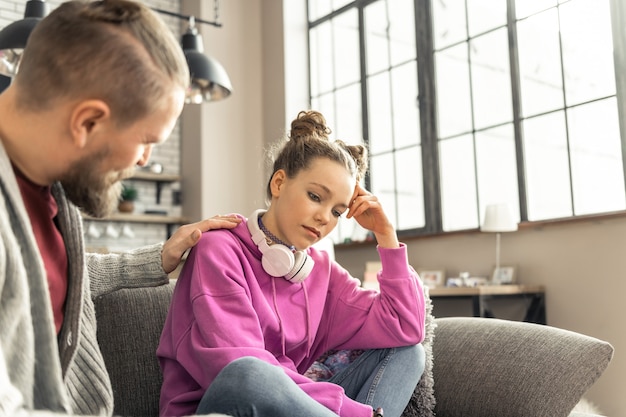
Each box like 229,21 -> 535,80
431,317 -> 613,417
95,281 -> 176,417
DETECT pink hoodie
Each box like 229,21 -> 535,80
157,214 -> 425,417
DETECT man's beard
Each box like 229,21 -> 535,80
60,152 -> 135,218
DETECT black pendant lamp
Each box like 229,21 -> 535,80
0,0 -> 48,77
182,17 -> 232,104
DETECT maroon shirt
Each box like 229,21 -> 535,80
14,166 -> 68,333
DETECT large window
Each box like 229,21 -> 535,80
308,0 -> 626,243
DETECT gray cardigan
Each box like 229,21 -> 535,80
0,140 -> 169,416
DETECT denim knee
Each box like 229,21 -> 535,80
400,344 -> 426,379
197,357 -> 281,414
218,356 -> 280,391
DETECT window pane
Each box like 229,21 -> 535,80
523,111 -> 573,220
391,61 -> 420,148
310,0 -> 625,237
517,8 -> 563,117
309,22 -> 334,96
560,0 -> 615,105
365,1 -> 390,75
475,124 -> 520,220
433,0 -> 467,50
388,0 -> 416,66
467,0 -> 507,36
334,10 -> 360,87
308,0 -> 332,22
335,84 -> 363,144
371,153 -> 398,228
311,93 -> 334,125
331,214 -> 370,244
396,146 -> 425,230
515,0 -> 558,19
440,135 -> 479,231
333,0 -> 352,9
569,98 -> 626,214
436,44 -> 473,138
368,71 -> 393,154
308,0 -> 352,21
470,28 -> 513,129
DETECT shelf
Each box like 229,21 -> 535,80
428,284 -> 546,325
428,284 -> 545,297
83,169 -> 185,237
82,212 -> 188,238
125,170 -> 181,204
83,212 -> 187,224
129,170 -> 181,183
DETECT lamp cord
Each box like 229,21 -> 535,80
214,0 -> 220,24
151,7 -> 222,27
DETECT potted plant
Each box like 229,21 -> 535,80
118,184 -> 138,213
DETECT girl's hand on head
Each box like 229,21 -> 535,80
346,184 -> 399,248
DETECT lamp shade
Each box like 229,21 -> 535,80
0,0 -> 48,77
481,203 -> 518,232
181,26 -> 232,104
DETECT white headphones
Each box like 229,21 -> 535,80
247,209 -> 314,283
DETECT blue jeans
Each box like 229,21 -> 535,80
196,344 -> 425,417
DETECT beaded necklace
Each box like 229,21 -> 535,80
258,215 -> 296,252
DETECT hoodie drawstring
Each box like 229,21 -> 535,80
302,284 -> 313,358
271,279 -> 314,358
271,279 -> 286,356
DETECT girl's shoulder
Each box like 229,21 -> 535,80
193,217 -> 250,254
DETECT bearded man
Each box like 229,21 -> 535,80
0,1 -> 239,415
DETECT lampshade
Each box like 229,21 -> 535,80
481,203 -> 518,232
181,21 -> 232,104
0,0 -> 48,77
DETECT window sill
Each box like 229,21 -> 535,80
334,210 -> 626,250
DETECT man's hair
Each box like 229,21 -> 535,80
14,0 -> 189,126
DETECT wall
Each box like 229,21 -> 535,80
178,0 -> 310,221
179,0 -> 266,222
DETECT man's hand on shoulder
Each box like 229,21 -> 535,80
161,215 -> 241,273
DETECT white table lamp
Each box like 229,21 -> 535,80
481,203 -> 518,283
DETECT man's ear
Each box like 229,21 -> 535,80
69,100 -> 111,148
269,169 -> 286,197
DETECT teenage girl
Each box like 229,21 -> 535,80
158,110 -> 426,417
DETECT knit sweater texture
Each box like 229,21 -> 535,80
0,140 -> 169,416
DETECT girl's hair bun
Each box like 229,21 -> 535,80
290,110 -> 332,141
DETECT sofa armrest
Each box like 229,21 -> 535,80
431,317 -> 613,417
94,280 -> 175,417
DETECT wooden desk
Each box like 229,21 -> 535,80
428,285 -> 546,324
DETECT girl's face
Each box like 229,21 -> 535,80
266,157 -> 355,250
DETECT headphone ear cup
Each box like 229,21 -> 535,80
261,244 -> 295,277
246,210 -> 314,282
284,251 -> 315,283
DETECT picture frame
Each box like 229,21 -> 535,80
417,269 -> 446,288
492,266 -> 516,284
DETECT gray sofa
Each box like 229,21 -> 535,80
94,281 -> 613,417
